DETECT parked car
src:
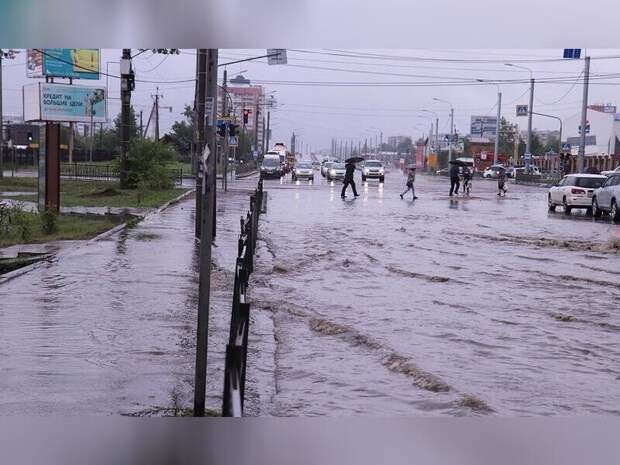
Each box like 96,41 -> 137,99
327,163 -> 346,181
505,166 -> 517,178
260,155 -> 283,179
292,162 -> 315,181
482,165 -> 506,178
600,166 -> 620,177
513,166 -> 541,177
361,160 -> 385,182
592,173 -> 620,220
548,174 -> 607,214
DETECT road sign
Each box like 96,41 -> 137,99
516,105 -> 528,117
228,135 -> 238,147
206,97 -> 215,126
524,152 -> 532,160
267,49 -> 287,65
563,48 -> 581,59
578,121 -> 591,134
562,143 -> 572,151
252,150 -> 258,159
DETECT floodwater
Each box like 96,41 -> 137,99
244,168 -> 620,416
0,186 -> 254,415
1,168 -> 618,417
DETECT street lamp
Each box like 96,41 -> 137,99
476,79 -> 502,165
505,63 -> 534,169
432,98 -> 455,163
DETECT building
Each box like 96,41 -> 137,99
387,135 -> 409,148
217,75 -> 266,151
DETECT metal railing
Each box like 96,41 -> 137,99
59,163 -> 184,186
515,173 -> 560,186
222,179 -> 265,417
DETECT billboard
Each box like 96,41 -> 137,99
26,49 -> 100,80
23,83 -> 107,123
470,115 -> 497,138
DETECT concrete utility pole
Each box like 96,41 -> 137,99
449,107 -> 454,163
139,110 -> 143,137
194,49 -> 208,238
261,115 -> 266,155
154,88 -> 161,141
194,48 -> 217,418
254,101 -> 260,158
0,50 -> 18,178
494,91 -> 502,165
222,68 -> 229,189
265,111 -> 271,152
527,77 -> 534,167
120,48 -> 132,188
578,56 -> 591,173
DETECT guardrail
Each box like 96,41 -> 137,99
222,179 -> 265,417
515,173 -> 560,186
59,163 -> 183,186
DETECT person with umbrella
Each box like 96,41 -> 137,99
449,160 -> 462,197
342,157 -> 362,198
400,165 -> 418,200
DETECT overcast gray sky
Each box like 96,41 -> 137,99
3,49 -> 620,152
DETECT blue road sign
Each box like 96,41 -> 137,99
516,105 -> 528,117
562,143 -> 572,151
563,49 -> 582,59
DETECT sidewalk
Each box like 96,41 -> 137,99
0,177 -> 261,415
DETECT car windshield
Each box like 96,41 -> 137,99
365,161 -> 382,167
297,163 -> 312,169
263,159 -> 279,167
333,163 -> 345,169
575,177 -> 605,188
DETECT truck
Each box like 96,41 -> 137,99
267,143 -> 295,173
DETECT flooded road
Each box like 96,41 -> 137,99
0,185 -> 256,415
246,168 -> 620,416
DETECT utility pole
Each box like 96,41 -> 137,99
448,107 -> 454,163
154,88 -> 161,142
0,50 -> 18,178
119,48 -> 132,188
526,77 -> 535,170
194,49 -> 208,238
513,123 -> 519,166
193,49 -> 217,418
261,115 -> 266,155
578,56 -> 591,173
139,110 -> 143,137
265,111 -> 271,153
494,91 -> 502,165
222,69 -> 229,189
254,101 -> 260,159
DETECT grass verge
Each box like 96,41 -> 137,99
0,177 -> 190,209
0,212 -> 124,248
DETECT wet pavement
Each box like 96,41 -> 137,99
0,182 -> 257,415
244,167 -> 620,416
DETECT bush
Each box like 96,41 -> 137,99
6,204 -> 34,242
121,139 -> 177,190
40,209 -> 59,235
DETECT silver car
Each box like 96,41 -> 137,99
292,162 -> 315,181
592,173 -> 620,221
327,163 -> 346,181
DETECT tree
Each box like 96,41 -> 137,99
167,105 -> 194,162
543,136 -> 559,155
396,137 -> 413,154
498,117 -> 517,157
122,139 -> 177,189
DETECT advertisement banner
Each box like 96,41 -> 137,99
27,49 -> 100,80
23,83 -> 107,123
470,115 -> 497,138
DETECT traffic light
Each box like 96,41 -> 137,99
228,123 -> 238,137
27,131 -> 33,142
217,122 -> 227,137
243,109 -> 250,124
127,69 -> 135,91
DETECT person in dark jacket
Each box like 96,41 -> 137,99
449,163 -> 460,196
341,160 -> 359,198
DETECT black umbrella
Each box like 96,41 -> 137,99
449,160 -> 466,166
345,157 -> 364,163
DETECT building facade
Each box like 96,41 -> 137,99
217,78 -> 266,150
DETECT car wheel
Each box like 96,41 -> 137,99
379,176 -> 384,183
548,195 -> 556,212
362,175 -> 366,181
611,199 -> 620,222
563,197 -> 572,215
592,197 -> 602,218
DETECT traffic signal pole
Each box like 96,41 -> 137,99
222,69 -> 228,191
194,49 -> 207,238
120,49 -> 132,188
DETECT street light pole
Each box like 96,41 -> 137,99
495,91 -> 502,165
505,63 -> 534,169
578,56 -> 591,173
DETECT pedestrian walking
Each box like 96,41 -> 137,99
449,162 -> 461,196
341,159 -> 359,198
462,167 -> 472,196
497,168 -> 508,196
400,167 -> 418,200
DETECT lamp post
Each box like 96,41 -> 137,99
476,80 -> 502,165
531,111 -> 562,175
505,63 -> 534,169
432,98 -> 454,164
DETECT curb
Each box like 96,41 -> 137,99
0,188 -> 195,286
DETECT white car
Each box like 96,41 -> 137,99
327,163 -> 346,181
321,161 -> 336,177
548,174 -> 607,214
482,165 -> 506,178
361,160 -> 385,182
292,162 -> 315,181
600,166 -> 620,177
592,173 -> 620,220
